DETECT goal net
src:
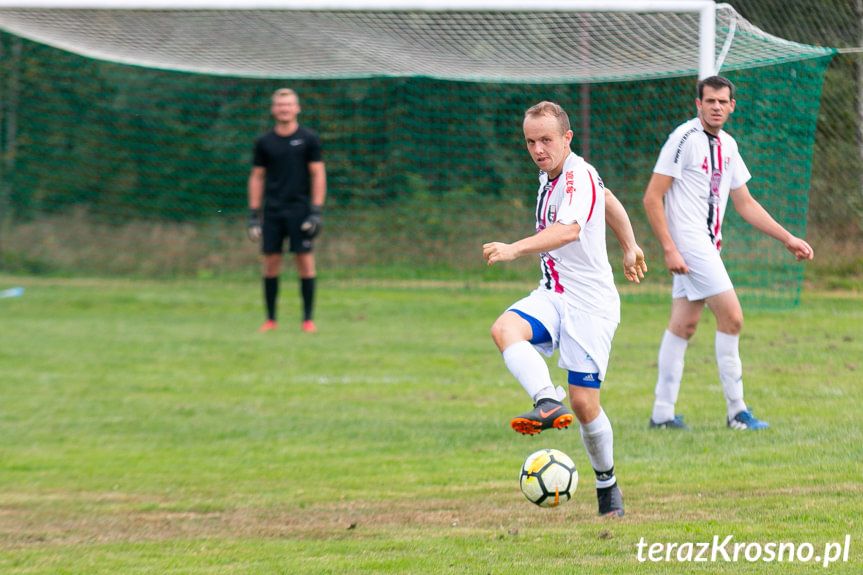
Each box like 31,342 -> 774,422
0,1 -> 834,305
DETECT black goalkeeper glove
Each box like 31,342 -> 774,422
301,205 -> 323,238
247,209 -> 262,241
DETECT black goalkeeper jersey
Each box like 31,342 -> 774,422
253,125 -> 323,212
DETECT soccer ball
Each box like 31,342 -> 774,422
519,448 -> 578,507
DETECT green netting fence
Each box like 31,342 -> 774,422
0,27 -> 832,308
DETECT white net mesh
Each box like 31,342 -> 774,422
0,3 -> 832,82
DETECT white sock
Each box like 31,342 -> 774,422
652,330 -> 688,423
580,408 -> 615,488
502,340 -> 555,402
716,331 -> 747,419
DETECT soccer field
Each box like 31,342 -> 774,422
0,275 -> 860,574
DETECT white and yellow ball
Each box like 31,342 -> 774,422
519,448 -> 578,507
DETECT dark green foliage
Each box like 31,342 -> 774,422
0,21 -> 837,306
729,0 -> 863,234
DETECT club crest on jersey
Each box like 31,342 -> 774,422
710,170 -> 722,197
547,204 -> 557,223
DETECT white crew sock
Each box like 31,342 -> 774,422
652,330 -> 688,423
715,331 -> 747,419
502,340 -> 555,402
580,408 -> 615,488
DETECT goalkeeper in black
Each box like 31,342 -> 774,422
247,88 -> 326,333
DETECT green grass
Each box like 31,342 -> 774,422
0,274 -> 860,574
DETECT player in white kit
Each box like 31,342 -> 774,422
483,101 -> 647,517
643,75 -> 814,431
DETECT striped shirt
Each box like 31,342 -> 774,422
534,152 -> 619,323
653,117 -> 751,252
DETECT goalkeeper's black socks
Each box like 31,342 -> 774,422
301,277 -> 316,321
264,276 -> 279,321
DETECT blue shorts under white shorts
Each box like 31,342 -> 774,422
672,247 -> 734,301
507,288 -> 618,383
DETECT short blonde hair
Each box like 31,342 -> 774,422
524,101 -> 571,135
272,88 -> 299,103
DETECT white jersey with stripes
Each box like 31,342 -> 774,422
533,152 -> 619,323
653,117 -> 751,252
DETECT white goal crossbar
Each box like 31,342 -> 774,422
0,1 -> 831,82
0,0 -> 717,77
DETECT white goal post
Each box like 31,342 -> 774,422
0,0 -> 720,79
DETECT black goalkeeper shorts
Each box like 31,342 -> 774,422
261,207 -> 313,255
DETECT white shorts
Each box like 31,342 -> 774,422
672,247 -> 734,301
508,288 -> 618,381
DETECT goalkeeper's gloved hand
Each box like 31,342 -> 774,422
301,205 -> 323,238
247,209 -> 262,241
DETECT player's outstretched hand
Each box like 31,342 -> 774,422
623,245 -> 647,283
483,241 -> 518,266
785,236 -> 814,261
247,209 -> 262,241
301,205 -> 323,238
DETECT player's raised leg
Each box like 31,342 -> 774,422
491,310 -> 573,435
